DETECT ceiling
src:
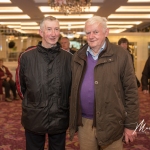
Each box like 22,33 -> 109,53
0,0 -> 150,37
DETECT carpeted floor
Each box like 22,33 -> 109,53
0,88 -> 150,150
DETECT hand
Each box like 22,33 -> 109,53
6,77 -> 10,81
1,75 -> 7,79
143,90 -> 149,94
123,128 -> 137,144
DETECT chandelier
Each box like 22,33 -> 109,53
48,0 -> 91,15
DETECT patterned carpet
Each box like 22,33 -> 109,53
0,88 -> 150,150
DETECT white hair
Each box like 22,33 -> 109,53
85,16 -> 107,32
40,16 -> 59,31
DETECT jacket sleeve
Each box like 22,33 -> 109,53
121,52 -> 139,130
16,53 -> 26,99
141,56 -> 150,91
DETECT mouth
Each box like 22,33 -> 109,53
89,40 -> 95,42
50,38 -> 56,41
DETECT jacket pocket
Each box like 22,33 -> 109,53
96,119 -> 124,145
22,101 -> 49,133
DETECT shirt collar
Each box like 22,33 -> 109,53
86,41 -> 106,57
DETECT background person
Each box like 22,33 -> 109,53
118,37 -> 140,88
69,16 -> 139,150
60,37 -> 76,54
0,58 -> 18,102
141,56 -> 150,94
16,16 -> 72,150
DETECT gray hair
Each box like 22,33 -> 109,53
60,37 -> 69,41
40,16 -> 59,30
85,16 -> 107,32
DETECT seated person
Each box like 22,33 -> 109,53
0,59 -> 18,102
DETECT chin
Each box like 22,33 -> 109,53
89,44 -> 95,48
49,41 -> 57,45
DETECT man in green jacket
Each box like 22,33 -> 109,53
69,16 -> 139,150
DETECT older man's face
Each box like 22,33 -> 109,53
60,38 -> 70,51
39,20 -> 60,48
85,23 -> 109,51
120,42 -> 128,50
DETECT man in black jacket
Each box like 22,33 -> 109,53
16,16 -> 72,150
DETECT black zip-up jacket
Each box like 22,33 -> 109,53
16,42 -> 72,134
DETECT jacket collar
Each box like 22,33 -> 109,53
76,37 -> 114,62
37,42 -> 61,54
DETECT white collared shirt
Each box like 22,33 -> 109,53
86,41 -> 106,60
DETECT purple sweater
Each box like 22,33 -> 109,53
80,53 -> 97,119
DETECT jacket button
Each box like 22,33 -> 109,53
97,111 -> 100,115
95,81 -> 98,84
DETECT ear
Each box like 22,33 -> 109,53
39,29 -> 43,37
105,28 -> 109,37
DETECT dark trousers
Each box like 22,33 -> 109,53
25,130 -> 66,150
2,79 -> 17,98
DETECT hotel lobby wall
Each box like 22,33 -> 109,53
108,32 -> 150,81
0,33 -> 41,61
0,32 -> 150,81
0,34 -> 7,59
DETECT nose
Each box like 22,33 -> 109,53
88,32 -> 94,38
51,30 -> 56,36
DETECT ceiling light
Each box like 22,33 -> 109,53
109,29 -> 126,33
108,25 -> 133,28
60,32 -> 81,39
108,14 -> 150,18
15,29 -> 39,34
7,25 -> 21,28
39,6 -> 99,13
59,22 -> 85,25
44,14 -> 93,19
0,15 -> 30,19
21,26 -> 39,29
21,22 -> 38,25
20,25 -> 84,30
20,30 -> 39,34
0,22 -> 21,25
0,0 -> 11,3
116,6 -> 150,12
60,25 -> 84,29
76,32 -> 85,35
0,7 -> 23,12
39,7 -> 59,12
48,0 -> 92,15
61,29 -> 127,34
128,0 -> 150,2
107,21 -> 142,25
15,29 -> 25,33
0,22 -> 38,25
